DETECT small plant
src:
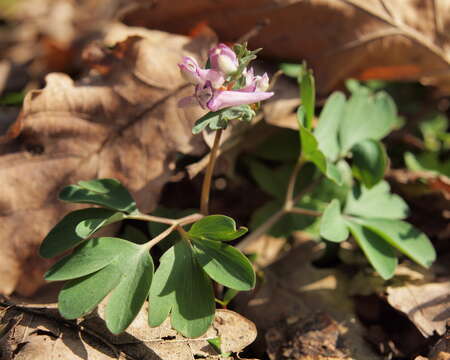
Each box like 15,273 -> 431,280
40,44 -> 437,340
40,43 -> 272,338
248,65 -> 436,279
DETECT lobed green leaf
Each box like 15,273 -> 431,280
40,208 -> 119,258
188,215 -> 247,242
315,91 -> 346,161
59,178 -> 137,213
359,218 -> 436,268
345,181 -> 409,219
346,220 -> 397,280
320,199 -> 348,243
149,241 -> 215,338
351,139 -> 387,189
192,239 -> 255,290
55,237 -> 153,334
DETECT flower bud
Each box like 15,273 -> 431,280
209,43 -> 239,75
256,73 -> 269,92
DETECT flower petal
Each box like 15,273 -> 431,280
207,90 -> 274,111
209,43 -> 238,74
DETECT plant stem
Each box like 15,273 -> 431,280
284,157 -> 304,210
200,129 -> 223,215
142,213 -> 204,250
127,212 -> 203,226
143,223 -> 177,250
126,213 -> 178,225
287,207 -> 322,217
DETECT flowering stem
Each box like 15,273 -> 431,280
142,213 -> 203,250
287,207 -> 322,217
200,129 -> 223,215
284,157 -> 305,210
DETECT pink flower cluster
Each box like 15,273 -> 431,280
178,44 -> 274,112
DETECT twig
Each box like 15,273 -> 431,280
200,129 -> 223,215
284,158 -> 304,210
237,19 -> 270,43
287,207 -> 322,217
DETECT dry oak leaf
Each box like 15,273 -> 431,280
121,0 -> 450,94
0,300 -> 256,360
387,279 -> 450,337
0,30 -> 215,297
235,238 -> 381,359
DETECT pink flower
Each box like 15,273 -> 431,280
179,81 -> 273,112
178,56 -> 224,88
209,43 -> 239,75
177,44 -> 274,113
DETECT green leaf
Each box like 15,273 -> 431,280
192,105 -> 255,134
359,218 -> 436,268
345,181 -> 409,219
297,108 -> 342,185
76,212 -> 126,239
351,139 -> 387,188
58,265 -> 122,320
280,63 -> 302,78
189,215 -> 247,242
339,90 -> 397,155
59,179 -> 137,213
320,200 -> 349,243
149,241 -> 215,338
56,238 -> 154,334
105,244 -> 154,334
207,337 -> 223,354
40,208 -> 118,258
299,66 -> 315,130
45,237 -> 120,281
405,151 -> 450,177
315,91 -> 346,161
192,239 -> 255,290
346,220 -> 397,279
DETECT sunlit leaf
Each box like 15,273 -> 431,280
149,240 -> 215,338
360,218 -> 436,268
39,208 -> 119,258
193,239 -> 255,290
59,178 -> 137,213
189,215 -> 247,242
346,220 -> 397,279
315,91 -> 346,161
345,181 -> 408,219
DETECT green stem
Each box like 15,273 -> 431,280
287,207 -> 322,217
284,157 -> 305,210
200,129 -> 223,215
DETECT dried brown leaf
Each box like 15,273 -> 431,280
122,0 -> 450,94
235,239 -> 381,359
0,300 -> 256,360
0,30 -> 215,296
387,280 -> 450,337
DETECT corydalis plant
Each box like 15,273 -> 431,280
179,43 -> 273,133
39,43 -> 271,339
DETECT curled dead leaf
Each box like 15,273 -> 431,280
0,29 -> 215,296
121,0 -> 450,94
0,299 -> 257,360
